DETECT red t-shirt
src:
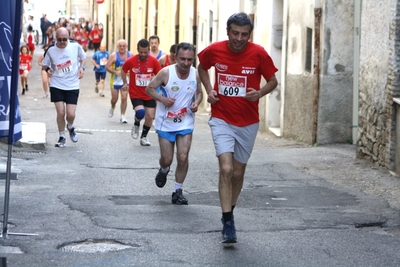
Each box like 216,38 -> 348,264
164,55 -> 170,67
89,29 -> 102,43
122,55 -> 161,100
19,54 -> 32,74
74,29 -> 83,44
26,33 -> 35,52
197,40 -> 278,127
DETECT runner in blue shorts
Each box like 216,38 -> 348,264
146,42 -> 203,205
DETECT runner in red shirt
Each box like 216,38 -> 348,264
26,25 -> 37,56
19,45 -> 33,95
198,12 -> 278,244
121,39 -> 162,146
72,24 -> 83,45
89,23 -> 102,51
158,44 -> 177,68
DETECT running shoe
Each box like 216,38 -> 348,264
155,168 -> 169,188
140,137 -> 151,146
222,220 -> 237,243
25,84 -> 29,91
55,136 -> 66,147
99,91 -> 105,97
120,116 -> 128,123
171,189 -> 188,205
95,86 -> 99,93
131,125 -> 139,139
108,108 -> 114,118
221,216 -> 235,234
67,126 -> 78,143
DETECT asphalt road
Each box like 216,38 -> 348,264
0,48 -> 400,267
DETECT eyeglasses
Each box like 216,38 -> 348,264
57,38 -> 68,42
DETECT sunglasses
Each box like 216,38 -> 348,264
57,38 -> 68,42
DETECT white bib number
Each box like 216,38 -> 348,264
136,74 -> 151,87
217,73 -> 247,97
56,60 -> 73,76
165,107 -> 187,123
20,63 -> 28,70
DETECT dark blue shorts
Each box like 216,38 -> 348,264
95,72 -> 106,82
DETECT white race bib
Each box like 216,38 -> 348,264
217,73 -> 247,97
165,107 -> 188,123
56,60 -> 73,76
20,63 -> 28,70
135,74 -> 151,87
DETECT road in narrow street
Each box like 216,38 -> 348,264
0,48 -> 400,266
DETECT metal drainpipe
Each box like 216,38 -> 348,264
192,0 -> 197,66
145,0 -> 149,39
175,0 -> 180,44
353,0 -> 361,145
312,8 -> 321,145
155,0 -> 158,35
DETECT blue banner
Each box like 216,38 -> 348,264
0,0 -> 23,143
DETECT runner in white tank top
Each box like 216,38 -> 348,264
146,42 -> 203,205
154,64 -> 197,132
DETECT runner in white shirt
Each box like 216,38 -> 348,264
42,27 -> 86,147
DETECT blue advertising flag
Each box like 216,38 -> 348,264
0,0 -> 22,143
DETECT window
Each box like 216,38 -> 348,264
305,27 -> 312,72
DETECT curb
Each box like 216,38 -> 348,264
0,122 -> 46,150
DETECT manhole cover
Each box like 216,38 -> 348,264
58,239 -> 135,253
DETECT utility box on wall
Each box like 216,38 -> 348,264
273,25 -> 283,49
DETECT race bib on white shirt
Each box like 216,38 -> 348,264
165,107 -> 188,123
217,73 -> 247,97
56,60 -> 73,76
135,74 -> 151,87
100,58 -> 107,66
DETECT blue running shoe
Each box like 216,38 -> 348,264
222,220 -> 237,243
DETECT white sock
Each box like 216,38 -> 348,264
59,132 -> 65,138
67,124 -> 73,130
174,182 -> 182,193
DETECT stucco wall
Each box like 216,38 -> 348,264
317,0 -> 354,144
282,0 -> 316,143
283,0 -> 354,144
284,75 -> 314,143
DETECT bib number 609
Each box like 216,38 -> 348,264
223,86 -> 240,96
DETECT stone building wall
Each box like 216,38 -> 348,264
356,0 -> 400,170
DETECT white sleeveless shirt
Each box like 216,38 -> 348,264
155,65 -> 197,132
